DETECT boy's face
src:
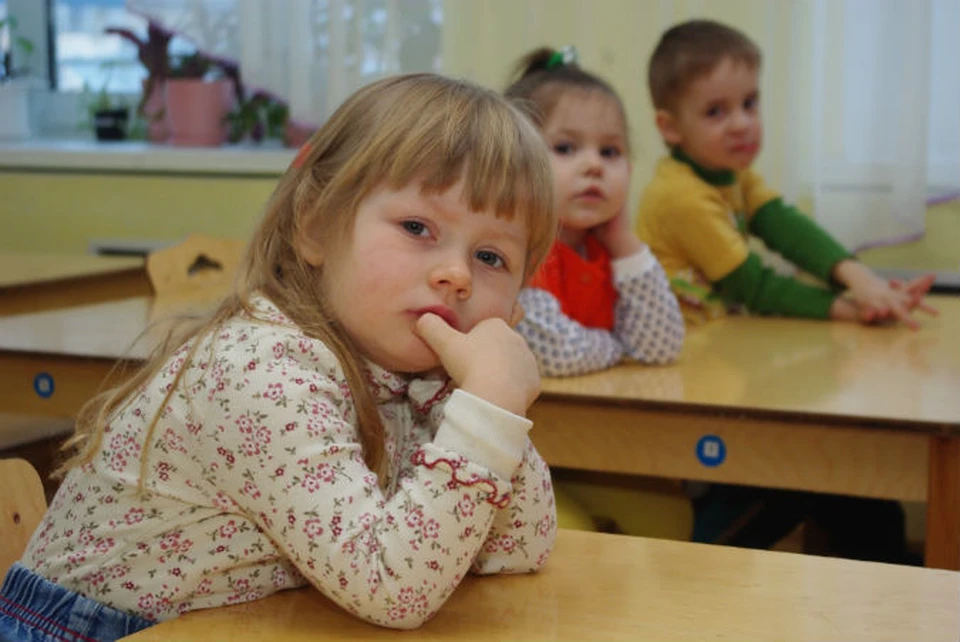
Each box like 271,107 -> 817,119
542,90 -> 630,246
656,57 -> 762,171
316,178 -> 528,373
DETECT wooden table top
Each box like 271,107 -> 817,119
122,529 -> 960,642
0,288 -> 220,361
541,295 -> 960,428
0,293 -> 957,428
0,252 -> 143,289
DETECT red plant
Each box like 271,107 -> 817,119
104,20 -> 173,115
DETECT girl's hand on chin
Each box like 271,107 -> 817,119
415,313 -> 540,416
591,205 -> 643,258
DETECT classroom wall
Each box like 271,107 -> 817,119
2,1 -> 808,255
441,0 -> 806,208
0,172 -> 276,254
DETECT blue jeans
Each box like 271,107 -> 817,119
0,564 -> 155,642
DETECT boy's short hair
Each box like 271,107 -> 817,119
648,19 -> 761,111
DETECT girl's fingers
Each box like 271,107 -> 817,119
509,301 -> 525,328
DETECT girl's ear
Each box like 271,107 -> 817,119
655,109 -> 683,147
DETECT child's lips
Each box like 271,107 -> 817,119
575,187 -> 605,201
413,306 -> 460,331
731,143 -> 758,155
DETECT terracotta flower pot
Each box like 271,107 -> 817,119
164,78 -> 234,147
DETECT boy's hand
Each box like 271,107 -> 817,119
591,205 -> 643,259
415,313 -> 540,416
833,260 -> 936,330
889,275 -> 939,317
829,296 -> 861,323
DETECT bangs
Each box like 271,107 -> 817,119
351,76 -> 557,274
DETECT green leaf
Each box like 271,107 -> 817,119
15,36 -> 33,56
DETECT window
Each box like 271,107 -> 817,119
6,0 -> 443,136
55,0 -> 144,93
54,0 -> 193,94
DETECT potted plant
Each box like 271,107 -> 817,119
225,90 -> 289,144
104,20 -> 173,142
163,52 -> 237,147
83,85 -> 129,141
0,15 -> 35,140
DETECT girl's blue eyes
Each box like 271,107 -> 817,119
475,250 -> 505,268
553,143 -> 573,155
402,220 -> 428,236
400,220 -> 507,269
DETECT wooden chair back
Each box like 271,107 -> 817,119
0,458 -> 47,575
146,235 -> 245,295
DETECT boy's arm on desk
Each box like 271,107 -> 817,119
715,252 -> 837,319
749,198 -> 852,281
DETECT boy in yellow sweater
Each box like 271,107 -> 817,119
636,19 -> 936,327
635,20 -> 931,562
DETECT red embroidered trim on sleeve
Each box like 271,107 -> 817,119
411,449 -> 510,508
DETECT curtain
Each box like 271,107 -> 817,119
126,0 -> 442,126
129,0 -> 959,252
445,0 -> 960,254
798,0 -> 960,252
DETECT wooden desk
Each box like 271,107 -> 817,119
0,251 -> 149,316
531,296 -> 960,568
1,295 -> 958,567
121,529 -> 960,642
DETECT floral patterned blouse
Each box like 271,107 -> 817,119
21,295 -> 557,629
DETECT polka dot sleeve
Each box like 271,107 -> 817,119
611,246 -> 686,365
516,247 -> 685,377
516,288 -> 626,377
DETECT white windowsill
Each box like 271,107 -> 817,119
0,139 -> 297,176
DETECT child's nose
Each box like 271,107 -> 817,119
430,256 -> 472,299
581,148 -> 603,175
731,110 -> 752,131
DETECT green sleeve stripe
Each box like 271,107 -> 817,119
749,198 -> 852,283
714,252 -> 837,319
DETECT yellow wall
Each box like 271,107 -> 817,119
441,0 -> 801,208
1,2 -> 805,255
0,171 -> 276,254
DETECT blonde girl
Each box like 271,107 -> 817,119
1,73 -> 558,640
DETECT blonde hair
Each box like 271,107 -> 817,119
648,20 -> 761,111
59,73 -> 557,481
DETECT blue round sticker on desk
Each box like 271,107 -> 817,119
33,372 -> 55,399
695,435 -> 726,467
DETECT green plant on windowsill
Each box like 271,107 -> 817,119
80,67 -> 131,142
225,91 -> 289,144
0,15 -> 34,83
